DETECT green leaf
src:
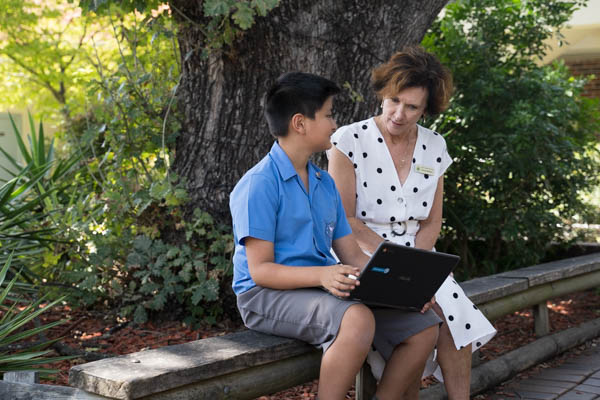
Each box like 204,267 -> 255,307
8,113 -> 31,165
133,304 -> 148,324
251,0 -> 279,16
154,254 -> 167,269
133,235 -> 152,253
191,286 -> 204,305
179,264 -> 192,282
149,181 -> 170,200
166,247 -> 179,259
232,2 -> 255,29
190,280 -> 219,305
204,0 -> 233,16
151,292 -> 167,310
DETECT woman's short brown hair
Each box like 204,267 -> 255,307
371,46 -> 453,116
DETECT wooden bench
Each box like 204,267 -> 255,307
5,252 -> 600,400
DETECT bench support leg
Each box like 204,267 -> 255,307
534,301 -> 550,337
355,363 -> 377,400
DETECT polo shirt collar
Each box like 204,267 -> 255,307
269,141 -> 297,181
269,141 -> 323,184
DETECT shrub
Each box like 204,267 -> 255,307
423,0 -> 600,278
84,209 -> 234,326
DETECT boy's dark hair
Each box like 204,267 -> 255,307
264,72 -> 341,138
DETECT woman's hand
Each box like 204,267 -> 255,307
320,264 -> 361,297
421,296 -> 436,313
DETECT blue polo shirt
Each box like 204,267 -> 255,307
230,141 -> 352,295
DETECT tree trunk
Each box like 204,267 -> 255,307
170,0 -> 448,223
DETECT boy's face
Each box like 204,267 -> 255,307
304,96 -> 337,152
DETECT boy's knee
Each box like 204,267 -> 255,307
347,303 -> 376,328
340,304 -> 375,343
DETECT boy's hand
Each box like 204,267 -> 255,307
320,264 -> 361,297
421,296 -> 436,313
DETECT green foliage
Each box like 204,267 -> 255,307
423,0 -> 600,278
0,169 -> 73,377
61,205 -> 234,326
117,209 -> 233,325
0,6 -> 237,326
0,166 -> 57,282
50,8 -> 189,309
200,0 -> 280,49
0,0 -> 99,123
79,0 -> 280,52
0,112 -> 86,286
0,112 -> 81,189
0,254 -> 72,376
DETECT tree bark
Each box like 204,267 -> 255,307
170,0 -> 448,222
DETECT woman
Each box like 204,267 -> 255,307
328,46 -> 496,399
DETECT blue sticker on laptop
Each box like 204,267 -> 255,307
371,266 -> 390,274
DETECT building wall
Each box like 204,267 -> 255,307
564,56 -> 600,99
539,0 -> 600,102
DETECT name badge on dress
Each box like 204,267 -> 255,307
415,165 -> 435,175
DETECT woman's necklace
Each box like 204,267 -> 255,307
397,142 -> 412,167
376,116 -> 416,168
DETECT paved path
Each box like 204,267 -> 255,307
490,345 -> 600,400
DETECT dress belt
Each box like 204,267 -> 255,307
366,220 -> 420,237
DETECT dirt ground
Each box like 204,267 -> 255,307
30,288 -> 600,399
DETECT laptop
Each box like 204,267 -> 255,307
347,241 -> 459,311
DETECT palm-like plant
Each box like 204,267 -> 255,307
0,167 -> 57,283
0,253 -> 71,376
0,112 -> 82,281
0,173 -> 72,375
0,120 -> 75,376
0,112 -> 80,186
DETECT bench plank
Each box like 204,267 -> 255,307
142,351 -> 321,399
496,253 -> 600,286
460,276 -> 528,304
478,270 -> 600,320
4,371 -> 39,384
0,380 -> 109,400
69,330 -> 317,399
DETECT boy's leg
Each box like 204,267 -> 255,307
376,324 -> 439,400
238,287 -> 372,399
319,303 -> 375,400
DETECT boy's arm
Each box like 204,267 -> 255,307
246,237 -> 361,297
332,233 -> 370,273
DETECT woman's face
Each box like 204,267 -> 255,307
380,86 -> 428,137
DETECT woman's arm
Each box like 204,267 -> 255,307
328,147 -> 385,254
414,175 -> 444,251
245,237 -> 360,297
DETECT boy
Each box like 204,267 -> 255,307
230,72 -> 440,400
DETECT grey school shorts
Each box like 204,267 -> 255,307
237,286 -> 441,359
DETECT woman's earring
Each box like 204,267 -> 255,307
380,101 -> 384,109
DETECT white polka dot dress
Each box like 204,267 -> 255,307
330,117 -> 496,381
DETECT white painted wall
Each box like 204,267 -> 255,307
541,0 -> 600,63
